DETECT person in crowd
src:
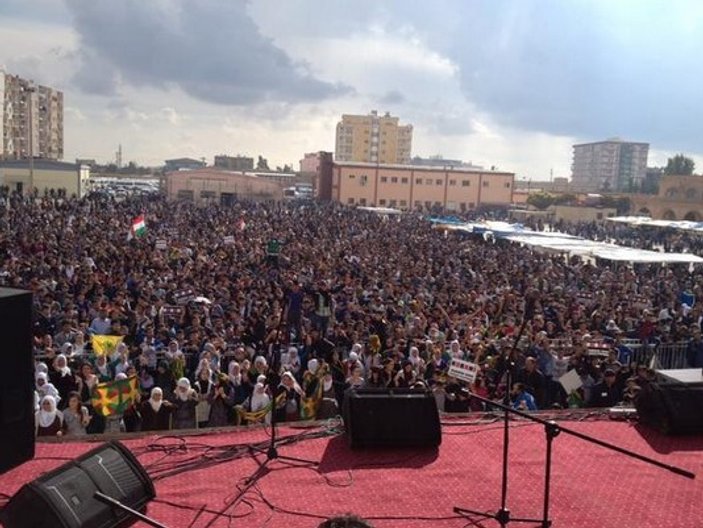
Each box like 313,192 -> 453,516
511,382 -> 538,411
49,354 -> 80,408
589,368 -> 622,408
140,387 -> 173,431
207,375 -> 234,427
35,371 -> 61,405
63,391 -> 91,436
170,377 -> 199,430
236,382 -> 271,426
36,395 -> 63,437
274,371 -> 304,422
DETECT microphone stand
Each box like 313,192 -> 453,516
455,300 -> 543,527
453,390 -> 695,528
230,346 -> 319,508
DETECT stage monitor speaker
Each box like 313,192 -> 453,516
635,382 -> 703,435
0,288 -> 34,474
343,388 -> 441,448
0,441 -> 156,528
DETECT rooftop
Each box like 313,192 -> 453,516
333,160 -> 513,175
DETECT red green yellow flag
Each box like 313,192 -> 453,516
91,376 -> 140,417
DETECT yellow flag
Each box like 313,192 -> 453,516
92,335 -> 124,357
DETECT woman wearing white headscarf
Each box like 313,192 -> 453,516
140,387 -> 174,431
36,371 -> 61,405
274,371 -> 304,423
36,395 -> 63,437
236,382 -> 271,426
170,377 -> 198,429
50,353 -> 79,407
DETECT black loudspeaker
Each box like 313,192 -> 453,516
343,388 -> 442,448
635,382 -> 703,435
0,288 -> 34,474
0,441 -> 156,528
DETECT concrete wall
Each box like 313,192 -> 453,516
0,166 -> 87,197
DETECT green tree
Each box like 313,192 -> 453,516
256,155 -> 270,171
664,154 -> 695,175
526,192 -> 555,210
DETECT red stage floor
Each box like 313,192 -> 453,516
1,416 -> 702,528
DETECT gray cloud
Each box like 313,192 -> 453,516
378,90 -> 405,105
64,0 -> 350,105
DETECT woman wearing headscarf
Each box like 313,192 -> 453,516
140,387 -> 174,431
236,382 -> 271,426
78,363 -> 98,403
170,377 -> 198,430
194,364 -> 216,428
316,371 -> 340,420
227,361 -> 251,406
301,359 -> 324,420
50,354 -> 79,408
274,371 -> 303,422
36,371 -> 61,405
207,375 -> 234,428
93,354 -> 113,382
36,395 -> 63,437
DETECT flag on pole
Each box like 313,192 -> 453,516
91,376 -> 140,417
127,214 -> 147,240
92,335 -> 124,357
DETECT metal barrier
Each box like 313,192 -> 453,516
629,341 -> 690,369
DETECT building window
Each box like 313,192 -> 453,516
436,179 -> 442,185
469,202 -> 475,208
379,199 -> 387,206
462,180 -> 470,187
449,180 -> 456,186
483,181 -> 489,187
360,175 -> 368,186
434,201 -> 441,207
389,199 -> 397,207
348,198 -> 355,205
416,178 -> 422,184
391,177 -> 398,183
359,198 -> 367,206
505,182 -> 511,188
424,201 -> 432,208
400,200 -> 407,207
401,177 -> 408,184
348,173 -> 356,179
414,200 -> 421,207
380,176 -> 388,183
425,179 -> 433,185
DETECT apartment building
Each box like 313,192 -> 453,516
335,111 -> 413,164
571,138 -> 648,191
0,71 -> 64,160
318,160 -> 514,212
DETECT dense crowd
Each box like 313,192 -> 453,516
1,187 -> 702,437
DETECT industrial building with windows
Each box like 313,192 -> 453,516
317,157 -> 514,212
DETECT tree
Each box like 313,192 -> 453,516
664,154 -> 695,175
526,192 -> 555,210
256,155 -> 270,171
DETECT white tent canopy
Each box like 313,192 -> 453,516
432,219 -> 703,264
607,216 -> 703,234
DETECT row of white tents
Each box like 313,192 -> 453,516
429,218 -> 703,264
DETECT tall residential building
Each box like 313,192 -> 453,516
571,138 -> 648,191
335,110 -> 412,164
0,71 -> 64,160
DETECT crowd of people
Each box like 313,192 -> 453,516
1,186 -> 702,437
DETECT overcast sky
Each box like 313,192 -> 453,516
1,0 -> 701,178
